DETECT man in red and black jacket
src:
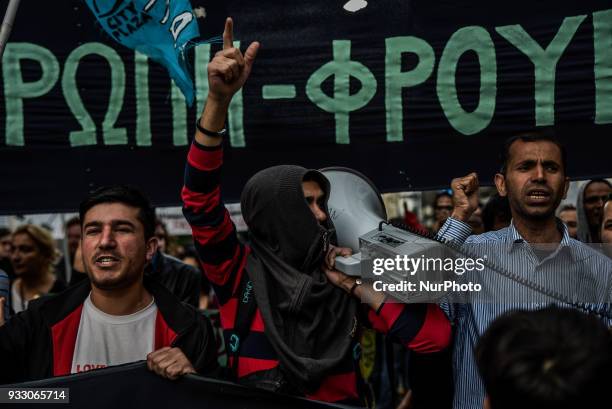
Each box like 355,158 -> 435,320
0,186 -> 218,384
181,18 -> 451,405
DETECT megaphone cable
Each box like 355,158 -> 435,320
384,220 -> 612,321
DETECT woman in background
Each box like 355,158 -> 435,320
10,225 -> 65,313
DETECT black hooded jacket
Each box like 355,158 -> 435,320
0,277 -> 218,384
181,142 -> 452,404
240,165 -> 359,394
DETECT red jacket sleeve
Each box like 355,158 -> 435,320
181,141 -> 247,304
366,302 -> 451,353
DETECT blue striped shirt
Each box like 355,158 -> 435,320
437,217 -> 612,409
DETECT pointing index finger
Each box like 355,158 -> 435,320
223,17 -> 234,50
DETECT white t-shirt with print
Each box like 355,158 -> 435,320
71,294 -> 157,374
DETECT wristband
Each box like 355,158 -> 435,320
196,117 -> 227,138
349,279 -> 363,296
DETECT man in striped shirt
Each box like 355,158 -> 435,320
437,131 -> 612,409
182,18 -> 451,405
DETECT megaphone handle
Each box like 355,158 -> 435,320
334,254 -> 362,277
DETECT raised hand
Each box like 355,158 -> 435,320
207,17 -> 260,105
325,245 -> 352,271
450,172 -> 480,222
198,18 -> 259,146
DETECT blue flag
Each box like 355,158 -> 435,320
84,0 -> 200,105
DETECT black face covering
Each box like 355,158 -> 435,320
240,165 -> 358,394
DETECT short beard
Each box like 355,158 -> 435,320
87,264 -> 143,292
511,196 -> 560,222
90,275 -> 139,291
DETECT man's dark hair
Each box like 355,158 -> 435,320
475,306 -> 612,409
583,178 -> 612,193
65,216 -> 80,230
154,218 -> 169,241
0,227 -> 10,238
79,186 -> 156,240
434,190 -> 453,208
499,129 -> 567,175
482,194 -> 511,232
302,170 -> 330,199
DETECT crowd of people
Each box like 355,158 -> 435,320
0,17 -> 611,409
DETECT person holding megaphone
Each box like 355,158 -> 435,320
180,17 -> 452,404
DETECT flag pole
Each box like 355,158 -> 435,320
0,0 -> 21,58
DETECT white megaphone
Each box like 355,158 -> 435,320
321,168 -> 447,294
320,167 -> 386,276
321,168 -> 612,312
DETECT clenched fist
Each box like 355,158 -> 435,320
147,347 -> 196,380
450,173 -> 480,222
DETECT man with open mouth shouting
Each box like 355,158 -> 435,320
0,186 -> 218,384
438,131 -> 612,409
